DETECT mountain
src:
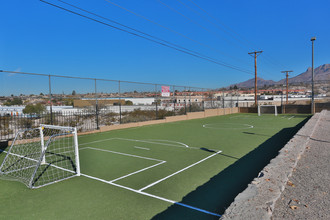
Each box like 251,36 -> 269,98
230,64 -> 330,88
278,64 -> 330,84
230,78 -> 276,88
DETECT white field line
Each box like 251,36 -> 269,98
83,147 -> 164,162
79,137 -> 201,150
288,116 -> 295,120
203,123 -> 253,130
144,139 -> 189,148
134,146 -> 150,150
138,150 -> 222,192
80,173 -> 221,217
109,161 -> 166,183
80,146 -> 166,182
117,138 -> 195,149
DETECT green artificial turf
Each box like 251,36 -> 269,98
0,113 -> 310,220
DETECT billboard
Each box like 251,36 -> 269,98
161,86 -> 170,97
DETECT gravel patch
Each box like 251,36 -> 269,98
272,110 -> 330,219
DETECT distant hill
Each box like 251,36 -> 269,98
230,64 -> 330,88
278,64 -> 330,84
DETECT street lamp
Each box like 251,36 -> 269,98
311,37 -> 316,114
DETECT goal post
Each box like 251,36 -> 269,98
0,124 -> 80,188
258,105 -> 278,116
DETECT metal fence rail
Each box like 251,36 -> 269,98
0,70 -> 237,141
1,70 -> 329,141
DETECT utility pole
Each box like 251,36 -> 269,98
281,71 -> 293,104
248,51 -> 263,106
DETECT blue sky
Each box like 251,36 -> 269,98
1,0 -> 329,95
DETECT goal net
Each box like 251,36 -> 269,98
258,105 -> 278,116
0,124 -> 80,188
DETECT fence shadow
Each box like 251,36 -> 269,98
151,117 -> 310,220
0,141 -> 8,155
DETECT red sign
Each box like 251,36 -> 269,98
161,86 -> 170,97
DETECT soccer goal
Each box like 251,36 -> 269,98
258,105 -> 278,116
0,124 -> 80,189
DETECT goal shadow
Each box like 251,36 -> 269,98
151,117 -> 310,219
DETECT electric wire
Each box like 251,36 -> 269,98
103,0 -> 251,67
40,0 -> 253,75
57,0 -> 252,74
187,0 -> 289,71
157,0 -> 246,51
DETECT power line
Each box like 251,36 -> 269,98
40,0 -> 253,75
157,0 -> 243,49
56,0 -> 216,63
187,0 -> 256,50
58,0 -> 252,74
175,0 -> 251,52
187,0 -> 288,72
103,0 -> 250,67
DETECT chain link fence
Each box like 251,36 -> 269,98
0,70 -> 238,141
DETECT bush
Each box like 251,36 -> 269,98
23,103 -> 46,115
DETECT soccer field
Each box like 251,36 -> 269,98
0,113 -> 309,219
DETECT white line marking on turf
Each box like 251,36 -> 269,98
288,116 -> 295,120
134,146 -> 150,150
203,123 -> 253,130
80,137 -> 201,150
80,173 -> 221,217
109,161 -> 166,183
144,139 -> 189,148
117,138 -> 194,149
138,150 -> 222,192
82,147 -> 163,162
81,146 -> 167,182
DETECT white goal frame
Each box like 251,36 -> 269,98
258,105 -> 278,116
0,124 -> 80,188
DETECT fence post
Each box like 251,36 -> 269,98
173,85 -> 176,114
118,81 -> 122,124
210,89 -> 213,109
95,79 -> 99,130
202,88 -> 205,111
222,90 -> 225,108
155,84 -> 158,120
48,75 -> 53,125
184,87 -> 187,114
189,87 -> 192,112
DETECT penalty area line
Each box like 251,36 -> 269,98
138,150 -> 222,192
80,173 -> 221,217
134,146 -> 150,150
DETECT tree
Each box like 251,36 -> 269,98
233,85 -> 238,90
23,103 -> 46,114
72,90 -> 76,96
3,98 -> 23,106
125,100 -> 133,105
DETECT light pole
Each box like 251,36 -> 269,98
311,37 -> 316,114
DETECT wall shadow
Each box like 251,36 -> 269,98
151,117 -> 310,220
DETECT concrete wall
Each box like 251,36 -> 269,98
220,111 -> 325,220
